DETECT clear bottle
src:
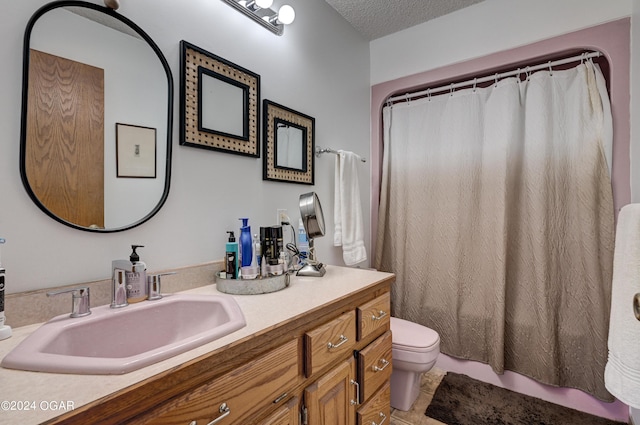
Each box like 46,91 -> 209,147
126,245 -> 147,303
298,219 -> 309,264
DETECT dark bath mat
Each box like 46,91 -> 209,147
425,372 -> 625,425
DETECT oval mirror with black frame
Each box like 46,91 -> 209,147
20,0 -> 173,232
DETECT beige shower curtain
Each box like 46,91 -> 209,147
375,61 -> 615,400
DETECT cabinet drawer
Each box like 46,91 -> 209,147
357,382 -> 391,425
257,396 -> 299,425
357,292 -> 390,340
148,338 -> 301,425
358,331 -> 392,402
305,310 -> 356,377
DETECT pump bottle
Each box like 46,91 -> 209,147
126,245 -> 147,303
225,231 -> 239,279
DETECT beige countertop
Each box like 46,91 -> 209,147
0,265 -> 393,425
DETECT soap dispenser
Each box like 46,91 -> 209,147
126,245 -> 147,303
225,232 -> 239,279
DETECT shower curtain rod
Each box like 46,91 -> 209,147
386,50 -> 602,104
316,147 -> 367,162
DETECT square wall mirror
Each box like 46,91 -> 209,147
180,40 -> 260,157
263,100 -> 315,185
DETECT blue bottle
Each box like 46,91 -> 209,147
239,218 -> 252,268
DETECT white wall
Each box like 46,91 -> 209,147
371,0 -> 631,85
0,0 -> 370,293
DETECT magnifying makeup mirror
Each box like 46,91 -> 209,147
297,192 -> 326,277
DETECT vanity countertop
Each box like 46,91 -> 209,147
0,265 -> 393,425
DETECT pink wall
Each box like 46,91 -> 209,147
370,18 -> 631,422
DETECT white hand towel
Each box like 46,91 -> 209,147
334,150 -> 367,266
604,203 -> 640,408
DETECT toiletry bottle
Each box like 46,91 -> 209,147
260,227 -> 274,266
0,238 -> 11,340
225,231 -> 239,279
253,233 -> 262,268
239,218 -> 252,268
270,226 -> 283,265
298,218 -> 309,264
126,245 -> 147,303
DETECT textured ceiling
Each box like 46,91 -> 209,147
324,0 -> 485,40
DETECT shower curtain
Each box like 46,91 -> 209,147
375,61 -> 615,400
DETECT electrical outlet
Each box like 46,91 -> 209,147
277,209 -> 288,225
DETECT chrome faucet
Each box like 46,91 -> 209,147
147,272 -> 177,301
47,286 -> 91,318
111,260 -> 133,309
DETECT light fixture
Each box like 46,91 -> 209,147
263,4 -> 295,25
104,0 -> 120,9
221,0 -> 295,36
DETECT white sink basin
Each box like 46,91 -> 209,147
1,293 -> 246,374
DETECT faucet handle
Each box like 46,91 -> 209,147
147,272 -> 177,301
47,286 -> 91,318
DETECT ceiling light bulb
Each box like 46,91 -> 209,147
277,5 -> 295,25
255,0 -> 273,8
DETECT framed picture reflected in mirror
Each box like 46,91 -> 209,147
263,100 -> 315,184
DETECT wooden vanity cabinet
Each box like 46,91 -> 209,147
301,293 -> 391,425
44,274 -> 393,425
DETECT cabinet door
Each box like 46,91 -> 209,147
304,357 -> 357,425
259,397 -> 299,425
357,331 -> 392,403
356,382 -> 390,425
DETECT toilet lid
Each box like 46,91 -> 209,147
391,317 -> 440,352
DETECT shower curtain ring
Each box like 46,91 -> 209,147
548,61 -> 553,76
494,73 -> 499,87
526,66 -> 531,81
473,78 -> 477,92
427,88 -> 431,101
450,83 -> 454,96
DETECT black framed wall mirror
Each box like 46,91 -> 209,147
20,0 -> 173,232
263,100 -> 315,185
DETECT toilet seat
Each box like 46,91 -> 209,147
391,317 -> 439,353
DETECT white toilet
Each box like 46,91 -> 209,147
390,316 -> 441,411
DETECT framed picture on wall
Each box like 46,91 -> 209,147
116,123 -> 157,178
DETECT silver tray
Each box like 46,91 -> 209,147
215,271 -> 290,295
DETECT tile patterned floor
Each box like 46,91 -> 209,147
390,367 -> 447,425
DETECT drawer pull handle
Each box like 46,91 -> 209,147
273,392 -> 288,404
206,403 -> 230,425
372,310 -> 387,321
327,334 -> 348,349
373,358 -> 390,372
350,379 -> 360,406
372,412 -> 387,425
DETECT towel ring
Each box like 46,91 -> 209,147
634,293 -> 640,321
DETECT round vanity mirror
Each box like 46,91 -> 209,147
20,1 -> 173,232
297,192 -> 326,277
